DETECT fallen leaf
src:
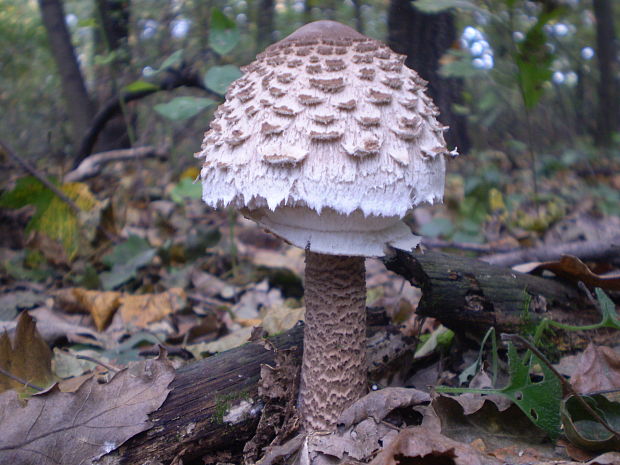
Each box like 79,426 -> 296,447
186,326 -> 254,357
587,452 -> 620,464
562,394 -> 620,451
337,387 -> 430,429
0,312 -> 54,393
0,354 -> 175,465
369,426 -> 503,465
260,304 -> 305,336
73,288 -> 122,331
52,347 -> 98,379
0,290 -> 46,321
529,255 -> 620,291
118,287 -> 186,327
57,372 -> 94,393
571,344 -> 620,394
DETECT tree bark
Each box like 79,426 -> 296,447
256,0 -> 275,52
383,248 -> 597,339
107,313 -> 412,465
38,0 -> 95,149
593,0 -> 619,147
92,0 -> 133,154
299,252 -> 367,431
352,0 -> 364,34
387,0 -> 470,153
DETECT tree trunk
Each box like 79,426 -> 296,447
92,0 -> 132,154
387,0 -> 470,153
304,0 -> 313,24
38,0 -> 95,150
352,0 -> 364,34
256,0 -> 275,52
593,0 -> 619,147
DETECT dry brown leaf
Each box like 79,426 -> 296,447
370,426 -> 503,465
29,306 -> 102,346
570,344 -> 620,394
0,312 -> 54,393
57,372 -> 95,392
73,288 -> 122,331
0,354 -> 175,465
428,395 -> 552,455
118,287 -> 186,327
530,255 -> 620,291
337,387 -> 430,429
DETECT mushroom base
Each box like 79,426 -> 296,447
245,206 -> 421,257
300,251 -> 367,431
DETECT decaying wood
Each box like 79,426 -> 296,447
104,312 -> 414,465
382,248 -> 598,338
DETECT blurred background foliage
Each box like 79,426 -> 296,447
0,0 -> 619,283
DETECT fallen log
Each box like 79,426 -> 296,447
102,311 -> 414,465
382,248 -> 599,339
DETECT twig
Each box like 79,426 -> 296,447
74,354 -> 120,373
481,237 -> 620,267
0,366 -> 44,391
0,140 -> 80,214
503,333 -> 620,441
64,145 -> 168,182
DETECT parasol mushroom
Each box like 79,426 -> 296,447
197,20 -> 455,432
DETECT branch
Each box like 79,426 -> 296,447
0,140 -> 80,214
480,237 -> 620,267
64,146 -> 168,182
73,64 -> 222,168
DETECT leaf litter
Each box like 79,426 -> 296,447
0,352 -> 174,465
1,135 -> 620,464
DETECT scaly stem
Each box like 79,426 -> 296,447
299,251 -> 367,431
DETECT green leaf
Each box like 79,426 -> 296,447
170,177 -> 202,203
515,6 -> 565,108
100,236 -> 157,290
595,288 -> 620,330
154,97 -> 216,121
437,343 -> 563,439
209,8 -> 239,55
0,176 -> 52,210
413,0 -> 484,14
0,177 -> 99,261
204,65 -> 243,95
159,49 -> 184,70
562,394 -> 620,451
102,235 -> 152,268
123,80 -> 160,93
414,325 -> 454,359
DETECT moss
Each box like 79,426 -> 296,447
211,390 -> 251,424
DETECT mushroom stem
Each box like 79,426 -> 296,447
300,251 -> 367,431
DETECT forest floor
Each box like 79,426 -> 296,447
0,145 -> 619,465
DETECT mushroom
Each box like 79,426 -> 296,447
196,20 -> 455,432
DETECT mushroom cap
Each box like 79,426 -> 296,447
197,20 -> 454,257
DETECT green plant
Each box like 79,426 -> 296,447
437,288 -> 620,441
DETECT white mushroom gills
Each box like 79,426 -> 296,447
196,20 -> 456,432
